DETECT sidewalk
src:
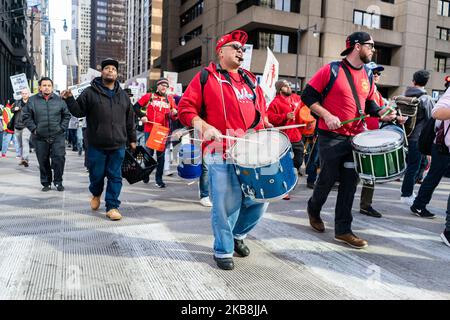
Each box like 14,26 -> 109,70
0,148 -> 449,300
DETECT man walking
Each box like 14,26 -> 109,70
23,77 -> 71,191
61,58 -> 136,221
301,32 -> 396,249
12,89 -> 32,167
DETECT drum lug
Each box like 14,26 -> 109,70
283,181 -> 288,191
260,189 -> 264,199
279,164 -> 284,173
235,167 -> 240,175
255,171 -> 259,180
290,151 -> 294,160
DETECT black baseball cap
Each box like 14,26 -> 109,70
101,58 -> 119,70
341,32 -> 373,56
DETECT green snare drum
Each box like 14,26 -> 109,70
352,128 -> 406,184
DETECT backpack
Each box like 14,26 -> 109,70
392,95 -> 423,137
418,118 -> 436,156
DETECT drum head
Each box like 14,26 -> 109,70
230,129 -> 291,167
353,129 -> 403,152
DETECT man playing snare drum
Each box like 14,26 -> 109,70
178,30 -> 271,270
301,32 -> 396,249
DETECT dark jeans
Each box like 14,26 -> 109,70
35,134 -> 66,186
401,139 -> 422,197
360,182 -> 374,210
145,131 -> 165,184
413,145 -> 450,215
88,146 -> 125,212
68,129 -> 77,147
304,136 -> 319,184
447,195 -> 450,232
199,160 -> 209,198
291,141 -> 304,172
308,133 -> 358,235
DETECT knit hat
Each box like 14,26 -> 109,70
156,77 -> 169,87
275,80 -> 289,93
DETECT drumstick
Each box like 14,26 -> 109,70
274,124 -> 307,130
340,107 -> 395,126
189,136 -> 260,144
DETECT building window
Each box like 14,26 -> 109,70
179,26 -> 203,45
236,0 -> 300,14
437,26 -> 450,41
247,30 -> 297,54
435,54 -> 450,73
180,0 -> 204,27
177,48 -> 202,72
373,46 -> 392,66
438,0 -> 450,16
353,10 -> 393,30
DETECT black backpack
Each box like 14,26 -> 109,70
418,117 -> 436,155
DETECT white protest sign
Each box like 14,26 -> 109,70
10,73 -> 30,100
163,71 -> 178,94
175,83 -> 183,97
61,40 -> 78,66
241,44 -> 253,71
68,81 -> 91,99
260,48 -> 279,104
80,68 -> 101,83
136,78 -> 147,100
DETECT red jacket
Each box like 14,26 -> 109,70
365,89 -> 384,130
267,94 -> 303,143
2,104 -> 14,134
178,63 -> 267,152
137,92 -> 178,133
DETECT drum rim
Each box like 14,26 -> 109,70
229,129 -> 291,167
352,129 -> 404,153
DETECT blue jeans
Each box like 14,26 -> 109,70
136,130 -> 146,147
88,146 -> 125,212
413,145 -> 450,216
76,127 -> 83,153
2,132 -> 19,156
401,140 -> 421,197
199,161 -> 209,198
206,153 -> 269,258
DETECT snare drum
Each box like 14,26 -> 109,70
229,129 -> 298,202
352,129 -> 406,183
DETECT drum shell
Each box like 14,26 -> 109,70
177,163 -> 202,179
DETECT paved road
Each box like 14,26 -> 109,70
0,147 -> 449,300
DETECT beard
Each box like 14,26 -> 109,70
282,91 -> 292,97
360,52 -> 372,64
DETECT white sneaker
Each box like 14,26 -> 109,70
400,193 -> 416,206
200,197 -> 213,207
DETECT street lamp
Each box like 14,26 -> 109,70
295,24 -> 320,93
180,34 -> 215,65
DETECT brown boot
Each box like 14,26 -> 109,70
307,206 -> 325,232
335,233 -> 368,249
90,195 -> 101,211
106,208 -> 122,221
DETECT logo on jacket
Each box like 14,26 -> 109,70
235,87 -> 254,102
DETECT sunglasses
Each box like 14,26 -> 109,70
373,72 -> 382,76
222,43 -> 247,52
361,42 -> 375,49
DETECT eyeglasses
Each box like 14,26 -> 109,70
361,42 -> 375,50
222,43 -> 247,52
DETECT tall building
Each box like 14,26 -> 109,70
71,0 -> 91,84
91,0 -> 127,82
126,0 -> 162,84
162,0 -> 450,97
48,27 -> 55,80
0,0 -> 28,101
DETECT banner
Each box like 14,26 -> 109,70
163,71 -> 178,94
10,73 -> 30,100
260,48 -> 279,104
68,81 -> 91,99
241,44 -> 253,71
175,83 -> 183,97
61,40 -> 78,66
80,68 -> 101,83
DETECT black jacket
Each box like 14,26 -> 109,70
12,99 -> 28,130
22,93 -> 71,139
404,87 -> 434,141
65,77 -> 136,150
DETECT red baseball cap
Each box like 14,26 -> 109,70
445,75 -> 450,82
216,30 -> 248,53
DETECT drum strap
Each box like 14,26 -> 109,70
341,62 -> 367,129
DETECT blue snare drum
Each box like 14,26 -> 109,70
229,129 -> 298,202
177,144 -> 202,179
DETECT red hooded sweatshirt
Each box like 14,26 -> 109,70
137,92 -> 178,133
178,63 -> 267,153
267,93 -> 303,143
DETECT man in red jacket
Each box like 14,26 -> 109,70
135,78 -> 178,188
178,30 -> 270,270
267,80 -> 304,200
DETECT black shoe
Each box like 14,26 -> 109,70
306,182 -> 315,190
142,176 -> 149,184
42,185 -> 51,192
213,256 -> 234,270
360,206 -> 382,218
234,239 -> 250,257
155,182 -> 166,188
55,184 -> 65,192
441,230 -> 450,248
23,160 -> 29,167
410,205 -> 436,219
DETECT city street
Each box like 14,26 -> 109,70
0,147 -> 449,300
